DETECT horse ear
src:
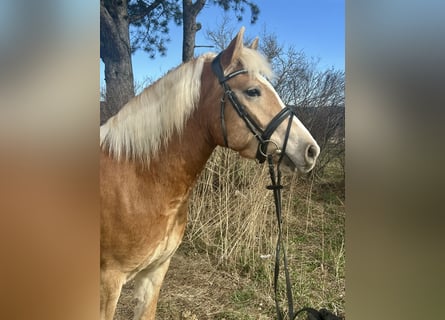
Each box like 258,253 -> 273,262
220,26 -> 245,69
249,37 -> 259,50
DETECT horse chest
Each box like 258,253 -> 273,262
129,196 -> 188,278
144,224 -> 182,268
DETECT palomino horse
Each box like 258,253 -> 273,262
100,27 -> 320,320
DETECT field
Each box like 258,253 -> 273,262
115,148 -> 345,319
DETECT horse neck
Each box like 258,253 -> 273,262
146,107 -> 216,192
149,67 -> 221,190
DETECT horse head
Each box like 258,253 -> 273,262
204,27 -> 320,173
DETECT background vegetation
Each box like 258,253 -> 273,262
115,147 -> 345,319
104,7 -> 345,320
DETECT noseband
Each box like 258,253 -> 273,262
211,53 -> 297,164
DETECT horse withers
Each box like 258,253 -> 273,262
100,27 -> 319,320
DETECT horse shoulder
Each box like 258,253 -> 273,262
100,151 -> 188,274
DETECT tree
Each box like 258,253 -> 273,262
101,0 -> 181,121
101,0 -> 260,122
204,15 -> 238,51
128,0 -> 182,58
100,0 -> 135,122
182,0 -> 259,62
182,0 -> 206,62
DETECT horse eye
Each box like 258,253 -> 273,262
245,88 -> 261,97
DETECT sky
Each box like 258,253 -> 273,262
100,0 -> 344,89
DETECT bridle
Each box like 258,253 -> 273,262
211,52 -> 297,164
211,53 -> 342,320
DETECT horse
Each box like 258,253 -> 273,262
100,27 -> 320,320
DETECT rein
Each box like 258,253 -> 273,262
211,53 -> 342,320
266,157 -> 341,320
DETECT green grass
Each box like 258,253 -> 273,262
231,287 -> 256,305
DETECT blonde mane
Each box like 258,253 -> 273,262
100,48 -> 273,164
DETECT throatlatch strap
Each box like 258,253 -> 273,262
219,94 -> 229,147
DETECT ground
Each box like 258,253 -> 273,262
115,248 -> 276,320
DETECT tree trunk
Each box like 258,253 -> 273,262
182,0 -> 206,62
100,0 -> 135,124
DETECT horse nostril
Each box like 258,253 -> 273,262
306,144 -> 319,160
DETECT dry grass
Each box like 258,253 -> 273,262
115,147 -> 345,319
186,149 -> 277,269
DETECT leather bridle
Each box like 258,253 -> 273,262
211,52 -> 298,164
211,52 -> 342,320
